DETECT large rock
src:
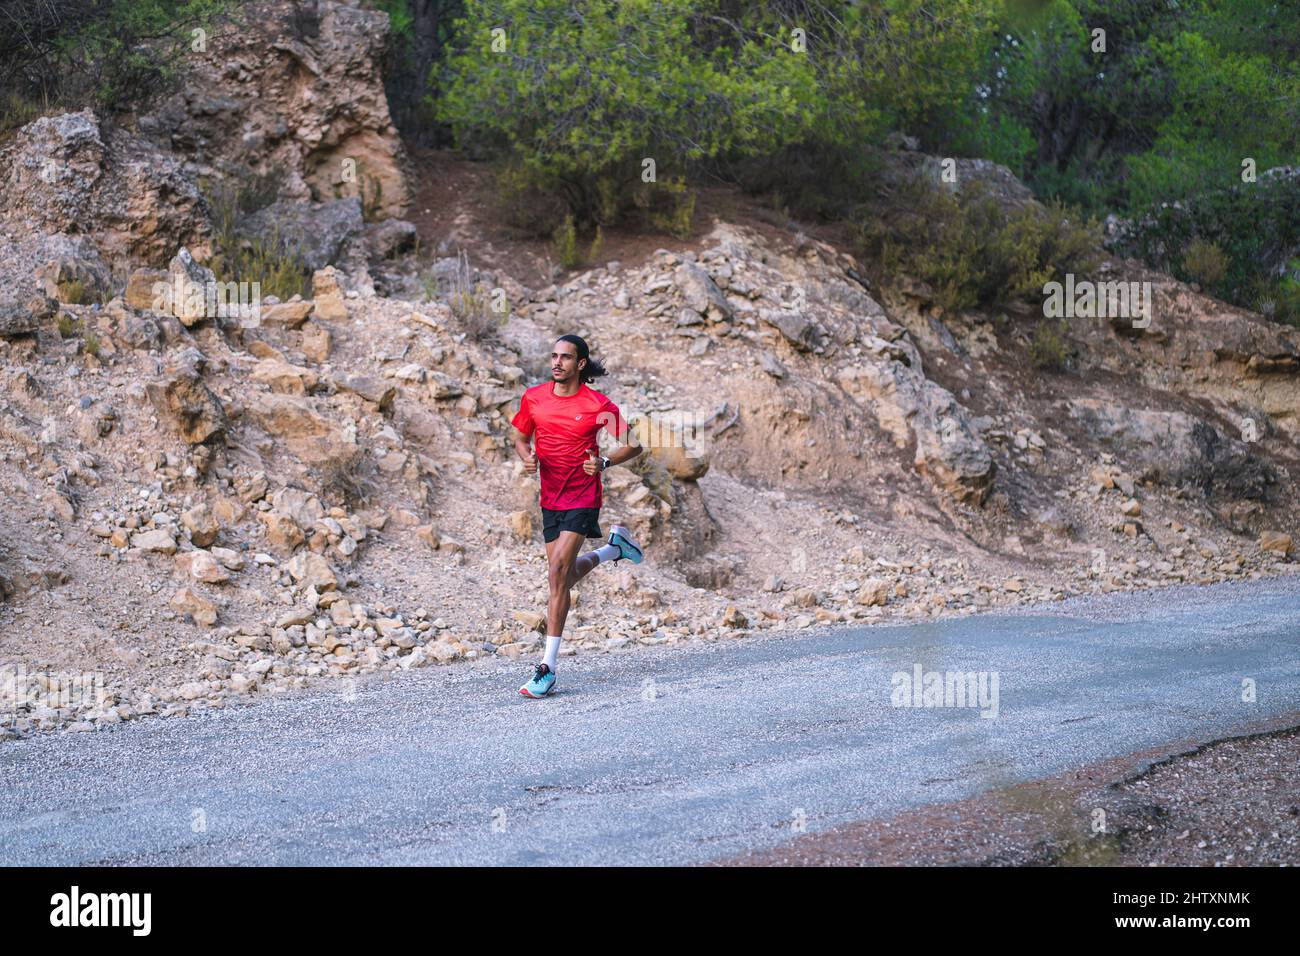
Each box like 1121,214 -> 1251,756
124,268 -> 168,311
674,262 -> 733,321
632,417 -> 709,481
270,487 -> 325,528
855,578 -> 890,606
251,358 -> 319,394
165,248 -> 218,326
237,198 -> 364,271
139,1 -> 408,219
366,218 -> 418,259
146,371 -> 227,445
1066,399 -> 1274,499
311,266 -> 349,321
245,392 -> 357,466
285,552 -> 337,591
261,300 -> 314,328
181,504 -> 220,547
761,309 -> 825,352
133,529 -> 178,554
0,110 -> 211,261
36,252 -> 111,304
1258,531 -> 1293,556
837,343 -> 995,505
259,512 -> 305,552
0,295 -> 50,338
335,374 -> 395,410
170,587 -> 218,627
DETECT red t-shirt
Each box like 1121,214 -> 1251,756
511,381 -> 628,510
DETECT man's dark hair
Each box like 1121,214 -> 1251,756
557,334 -> 607,384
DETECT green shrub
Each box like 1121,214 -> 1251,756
552,215 -> 580,270
56,279 -> 93,305
640,176 -> 695,240
437,0 -> 816,227
1252,270 -> 1300,329
0,1 -> 233,116
1029,320 -> 1068,371
217,230 -> 312,302
493,161 -> 569,237
1115,173 -> 1300,321
444,250 -> 505,341
858,176 -> 1102,313
202,171 -> 311,302
733,143 -> 884,224
549,215 -> 608,271
56,313 -> 79,338
1182,239 -> 1227,288
0,90 -> 47,138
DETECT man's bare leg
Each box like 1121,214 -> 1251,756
545,530 -> 587,640
569,549 -> 602,587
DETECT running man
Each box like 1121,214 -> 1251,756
511,334 -> 645,698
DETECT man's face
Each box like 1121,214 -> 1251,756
551,342 -> 584,383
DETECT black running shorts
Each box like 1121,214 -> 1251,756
541,507 -> 602,544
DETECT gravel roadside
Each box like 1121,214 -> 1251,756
719,712 -> 1300,866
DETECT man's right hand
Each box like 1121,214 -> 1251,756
523,451 -> 538,475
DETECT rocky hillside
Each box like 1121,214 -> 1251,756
1,0 -> 1297,740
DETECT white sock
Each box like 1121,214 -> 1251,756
543,635 -> 561,670
593,544 -> 619,563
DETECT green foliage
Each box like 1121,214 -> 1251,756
0,1 -> 233,115
922,0 -> 1300,322
639,176 -> 694,239
1029,320 -> 1069,371
1124,29 -> 1299,210
53,311 -> 104,357
492,161 -> 570,236
202,171 -> 312,302
1251,266 -> 1300,329
549,214 -> 609,271
783,0 -> 998,148
1116,172 -> 1300,312
443,250 -> 506,340
1182,239 -> 1227,289
56,280 -> 94,306
938,1 -> 1299,215
438,0 -> 818,225
368,0 -> 414,37
938,0 -> 1169,210
859,176 -> 1102,312
732,141 -> 885,224
552,215 -> 580,269
363,0 -> 463,145
0,90 -> 47,138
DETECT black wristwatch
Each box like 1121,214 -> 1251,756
599,456 -> 611,472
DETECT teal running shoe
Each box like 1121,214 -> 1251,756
608,524 -> 644,564
519,663 -> 556,698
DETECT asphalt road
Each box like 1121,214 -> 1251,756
2,576 -> 1298,866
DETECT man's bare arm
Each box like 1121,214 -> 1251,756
513,428 -> 537,474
